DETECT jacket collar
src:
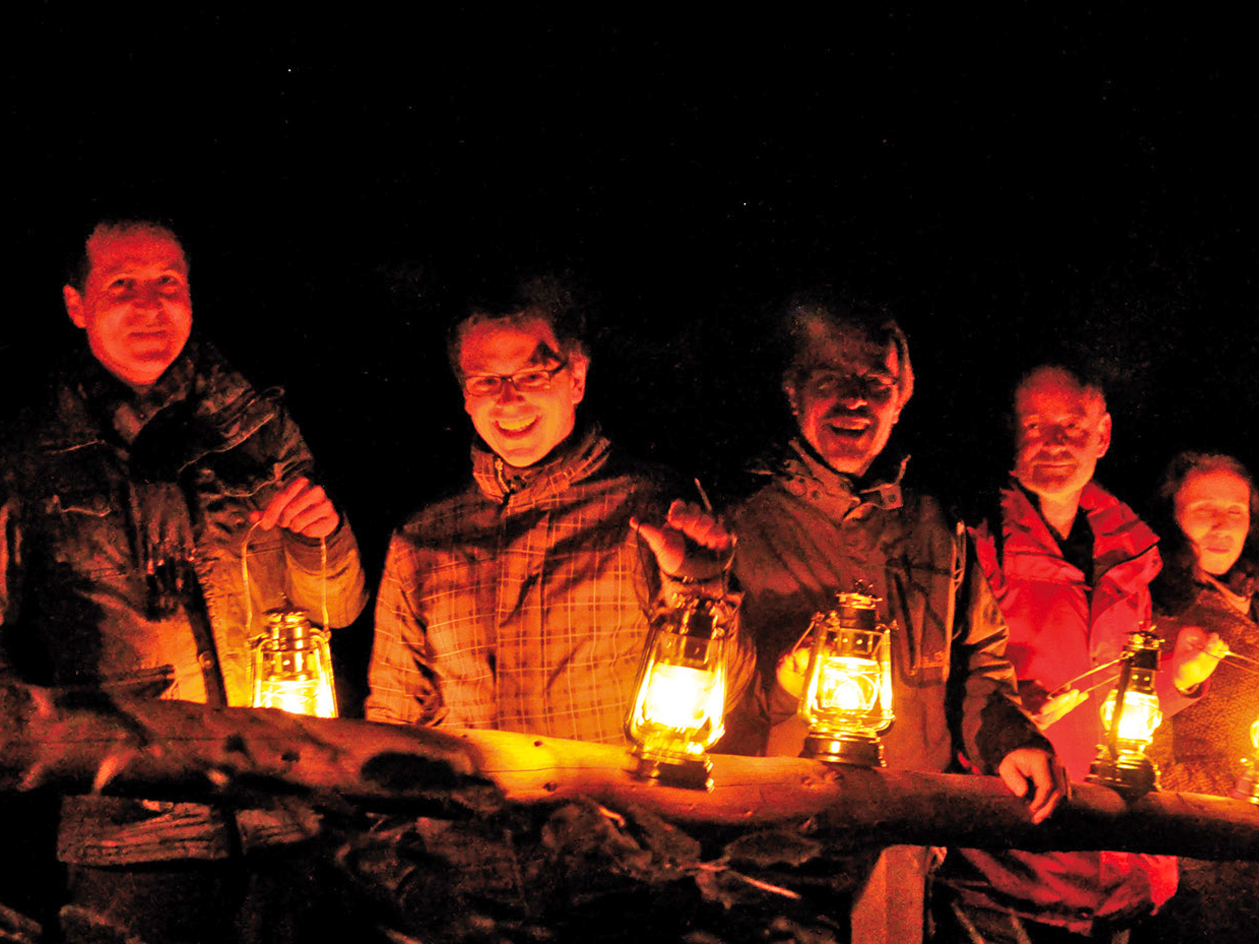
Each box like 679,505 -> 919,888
1000,478 -> 1160,592
471,422 -> 612,505
43,336 -> 279,470
761,438 -> 907,518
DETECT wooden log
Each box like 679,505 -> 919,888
3,681 -> 1258,860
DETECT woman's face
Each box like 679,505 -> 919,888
1175,467 -> 1251,576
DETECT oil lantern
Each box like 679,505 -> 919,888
1231,715 -> 1259,804
1088,627 -> 1163,794
251,607 -> 338,718
796,591 -> 895,767
626,595 -> 733,790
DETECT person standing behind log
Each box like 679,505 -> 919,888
0,219 -> 368,944
1144,452 -> 1259,943
933,366 -> 1222,944
366,275 -> 753,743
732,290 -> 1065,944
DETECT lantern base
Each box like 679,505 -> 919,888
1231,762 -> 1259,804
1087,751 -> 1159,796
630,752 -> 713,791
801,732 -> 884,767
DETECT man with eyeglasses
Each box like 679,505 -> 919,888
366,276 -> 752,744
731,290 -> 1064,944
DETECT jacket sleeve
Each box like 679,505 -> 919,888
254,404 -> 368,629
283,522 -> 368,628
950,531 -> 1055,773
365,530 -> 446,726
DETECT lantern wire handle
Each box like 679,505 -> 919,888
1043,656 -> 1126,703
240,521 -> 329,632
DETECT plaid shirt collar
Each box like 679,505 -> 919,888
471,422 -> 612,506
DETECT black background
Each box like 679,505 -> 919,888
8,6 -> 1259,706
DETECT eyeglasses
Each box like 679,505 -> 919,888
801,368 -> 898,398
462,360 -> 570,397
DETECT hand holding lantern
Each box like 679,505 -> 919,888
244,526 -> 338,719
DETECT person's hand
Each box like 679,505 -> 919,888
632,500 -> 733,577
1019,679 -> 1089,729
251,477 -> 340,540
1170,625 -> 1229,693
998,747 -> 1069,825
776,647 -> 812,699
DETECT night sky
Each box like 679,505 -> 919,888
9,8 -> 1259,703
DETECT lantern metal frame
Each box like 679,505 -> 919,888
1087,628 -> 1163,795
796,592 -> 895,767
251,607 -> 339,718
625,595 -> 733,791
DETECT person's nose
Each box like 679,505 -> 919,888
135,282 -> 167,317
835,377 -> 868,407
495,379 -> 525,405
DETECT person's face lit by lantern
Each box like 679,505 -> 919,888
1013,367 -> 1111,508
1175,467 -> 1251,577
459,315 -> 588,468
785,322 -> 908,476
62,227 -> 194,389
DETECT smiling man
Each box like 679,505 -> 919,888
934,365 -> 1220,944
0,219 -> 367,943
366,276 -> 751,743
732,291 -> 1063,944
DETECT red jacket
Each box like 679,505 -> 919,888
942,481 -> 1179,932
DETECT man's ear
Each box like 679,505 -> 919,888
64,286 -> 86,329
1096,411 -> 1113,460
783,379 -> 799,414
569,353 -> 590,405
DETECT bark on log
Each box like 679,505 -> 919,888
3,681 -> 1258,860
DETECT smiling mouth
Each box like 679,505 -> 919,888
826,414 -> 871,434
495,416 -> 538,436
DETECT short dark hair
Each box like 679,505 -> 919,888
776,287 -> 914,403
447,273 -> 589,378
1012,363 -> 1107,414
66,219 -> 186,293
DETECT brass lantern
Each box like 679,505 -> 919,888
626,595 -> 733,790
251,608 -> 338,718
1088,628 -> 1163,794
1230,715 -> 1259,804
797,592 -> 895,767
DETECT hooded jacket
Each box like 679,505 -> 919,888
733,442 -> 1048,773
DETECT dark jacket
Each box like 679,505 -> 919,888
733,441 -> 1048,773
0,338 -> 367,863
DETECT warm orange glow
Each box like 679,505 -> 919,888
626,596 -> 732,785
817,654 -> 883,715
641,663 -> 718,733
252,609 -> 338,719
1100,689 -> 1162,746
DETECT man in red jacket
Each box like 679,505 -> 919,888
934,364 -> 1222,943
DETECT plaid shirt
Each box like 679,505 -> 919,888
367,427 -> 749,744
